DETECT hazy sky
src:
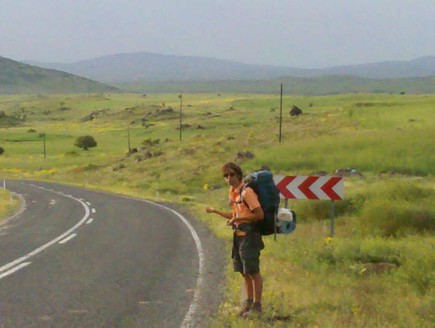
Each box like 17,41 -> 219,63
0,0 -> 434,68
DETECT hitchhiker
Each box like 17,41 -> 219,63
206,162 -> 264,318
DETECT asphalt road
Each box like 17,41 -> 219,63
0,180 -> 225,328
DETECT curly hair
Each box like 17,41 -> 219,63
221,162 -> 243,180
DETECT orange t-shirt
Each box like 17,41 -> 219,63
229,182 -> 261,227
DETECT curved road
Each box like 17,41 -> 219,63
0,180 -> 225,328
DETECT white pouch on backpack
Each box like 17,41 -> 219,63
277,208 -> 293,222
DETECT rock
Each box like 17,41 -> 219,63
155,107 -> 174,115
311,171 -> 328,176
177,124 -> 191,130
290,105 -> 303,116
235,151 -> 255,162
360,262 -> 398,275
334,168 -> 363,178
184,148 -> 197,155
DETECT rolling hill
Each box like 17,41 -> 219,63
0,56 -> 119,94
26,52 -> 435,83
4,52 -> 435,94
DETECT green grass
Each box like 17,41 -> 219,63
0,92 -> 434,327
0,187 -> 21,222
117,76 -> 435,94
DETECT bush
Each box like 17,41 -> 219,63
397,243 -> 434,295
142,138 -> 160,147
316,237 -> 401,266
74,135 -> 97,151
0,147 -> 4,155
359,202 -> 434,236
294,199 -> 354,222
355,181 -> 435,236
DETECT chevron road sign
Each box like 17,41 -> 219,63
274,175 -> 344,200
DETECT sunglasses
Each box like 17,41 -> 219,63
223,172 -> 236,178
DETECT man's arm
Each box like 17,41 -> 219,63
206,207 -> 233,220
229,206 -> 264,225
231,187 -> 264,223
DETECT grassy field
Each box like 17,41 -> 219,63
118,76 -> 435,94
0,92 -> 434,327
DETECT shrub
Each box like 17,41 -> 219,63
355,181 -> 435,236
360,202 -> 434,236
142,138 -> 160,147
315,237 -> 402,268
397,244 -> 434,295
74,135 -> 97,151
294,198 -> 353,222
0,147 -> 4,155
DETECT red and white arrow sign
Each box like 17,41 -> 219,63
274,175 -> 344,200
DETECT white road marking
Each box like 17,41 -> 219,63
0,183 -> 91,280
86,202 -> 91,206
124,196 -> 205,328
86,218 -> 94,224
91,208 -> 96,213
58,233 -> 77,244
4,182 -> 202,326
0,262 -> 31,280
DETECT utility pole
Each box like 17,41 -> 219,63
279,83 -> 283,143
179,93 -> 183,141
127,123 -> 131,152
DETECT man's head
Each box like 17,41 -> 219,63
221,162 -> 243,186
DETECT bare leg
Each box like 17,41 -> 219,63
241,273 -> 263,317
250,273 -> 263,303
241,273 -> 254,300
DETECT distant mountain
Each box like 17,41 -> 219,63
26,52 -> 435,83
307,56 -> 435,79
27,53 -> 302,83
0,56 -> 119,94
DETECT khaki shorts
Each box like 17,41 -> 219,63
232,232 -> 264,275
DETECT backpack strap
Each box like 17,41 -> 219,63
238,184 -> 252,209
238,185 -> 261,233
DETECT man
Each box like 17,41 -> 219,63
206,162 -> 264,317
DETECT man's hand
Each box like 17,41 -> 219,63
227,217 -> 238,225
206,208 -> 233,220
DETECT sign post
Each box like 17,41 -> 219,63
279,83 -> 283,143
274,175 -> 344,237
179,93 -> 183,141
330,200 -> 336,237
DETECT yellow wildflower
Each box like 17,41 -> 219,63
324,236 -> 333,244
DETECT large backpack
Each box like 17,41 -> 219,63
241,170 -> 281,235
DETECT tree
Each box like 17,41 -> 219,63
74,135 -> 97,151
